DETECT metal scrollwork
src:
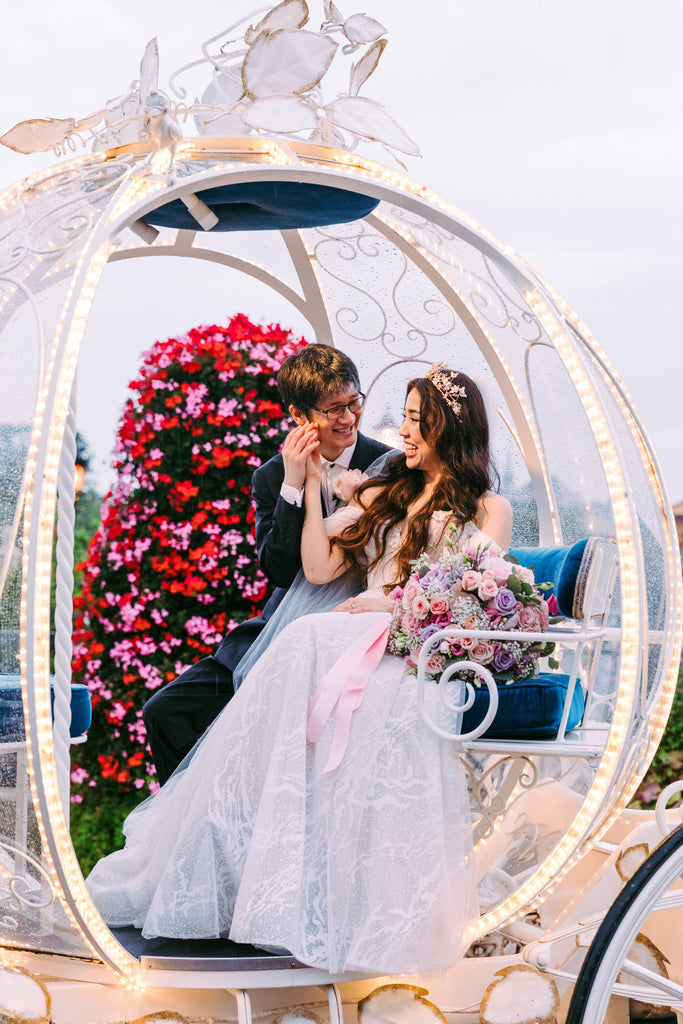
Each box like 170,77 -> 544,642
378,206 -> 545,345
310,221 -> 457,360
0,843 -> 56,914
462,754 -> 540,842
25,158 -> 134,255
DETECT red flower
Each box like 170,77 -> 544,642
71,314 -> 309,797
212,447 -> 232,468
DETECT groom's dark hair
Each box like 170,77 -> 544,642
277,344 -> 361,413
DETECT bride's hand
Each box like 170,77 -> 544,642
305,448 -> 323,486
334,595 -> 395,614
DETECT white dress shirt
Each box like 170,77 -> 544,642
280,441 -> 356,514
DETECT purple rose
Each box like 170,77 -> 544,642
421,567 -> 448,587
492,646 -> 517,672
492,587 -> 517,615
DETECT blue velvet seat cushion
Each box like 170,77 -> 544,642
460,672 -> 584,740
143,181 -> 380,232
0,675 -> 92,741
509,539 -> 590,618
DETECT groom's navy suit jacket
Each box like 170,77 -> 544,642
214,431 -> 391,671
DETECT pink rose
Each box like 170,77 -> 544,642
333,468 -> 368,503
402,578 -> 420,607
516,565 -> 535,585
430,595 -> 450,615
405,654 -> 419,670
518,605 -> 544,632
460,613 -> 481,631
426,653 -> 446,677
461,570 -> 481,592
484,556 -> 513,585
412,594 -> 431,619
470,640 -> 496,664
401,612 -> 420,634
477,577 -> 498,601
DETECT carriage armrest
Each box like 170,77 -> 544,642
509,537 -> 617,627
418,537 -> 618,745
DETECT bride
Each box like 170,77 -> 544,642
86,365 -> 512,975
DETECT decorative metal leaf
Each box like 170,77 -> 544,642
0,117 -> 76,154
73,109 -> 108,133
243,30 -> 338,100
242,95 -> 319,133
349,38 -> 386,96
139,38 -> 159,102
343,13 -> 387,44
323,0 -> 344,24
324,96 -> 420,156
244,0 -> 309,45
194,72 -> 246,135
359,985 -> 448,1024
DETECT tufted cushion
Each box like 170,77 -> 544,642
460,672 -> 584,740
509,538 -> 599,619
143,181 -> 380,232
0,675 -> 92,741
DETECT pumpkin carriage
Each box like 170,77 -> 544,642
0,6 -> 681,1022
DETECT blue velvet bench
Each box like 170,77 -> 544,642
0,674 -> 92,740
439,537 -> 616,741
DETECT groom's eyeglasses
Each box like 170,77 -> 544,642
310,393 -> 365,422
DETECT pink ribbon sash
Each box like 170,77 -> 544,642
307,616 -> 391,773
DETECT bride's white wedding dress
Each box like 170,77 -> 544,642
86,508 -> 482,975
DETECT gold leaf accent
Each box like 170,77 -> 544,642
358,983 -> 448,1023
0,117 -> 76,154
479,965 -> 559,1024
245,0 -> 309,46
349,38 -> 387,96
615,841 -> 650,882
243,30 -> 338,101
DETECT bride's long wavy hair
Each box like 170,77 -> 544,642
332,370 -> 497,589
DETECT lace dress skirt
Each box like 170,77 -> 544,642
86,607 -> 479,975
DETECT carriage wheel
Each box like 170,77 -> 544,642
566,823 -> 683,1022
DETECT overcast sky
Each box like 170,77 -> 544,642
1,0 -> 681,499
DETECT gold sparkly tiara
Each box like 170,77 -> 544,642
425,363 -> 467,418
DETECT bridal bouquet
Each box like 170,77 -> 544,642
388,529 -> 557,682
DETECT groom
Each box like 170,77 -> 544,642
143,344 -> 392,784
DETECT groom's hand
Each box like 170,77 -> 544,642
282,423 -> 319,491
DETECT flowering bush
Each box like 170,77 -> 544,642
388,529 -> 557,682
71,315 -> 307,799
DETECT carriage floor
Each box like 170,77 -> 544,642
111,926 -> 307,971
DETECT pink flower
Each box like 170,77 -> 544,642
477,577 -> 498,601
426,653 -> 446,676
411,594 -> 430,619
461,569 -> 481,592
470,640 -> 496,664
518,605 -> 546,632
333,468 -> 368,503
484,556 -> 512,585
401,612 -> 420,634
430,595 -> 449,615
516,565 -> 535,585
402,578 -> 420,607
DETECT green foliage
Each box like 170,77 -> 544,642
630,661 -> 683,808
